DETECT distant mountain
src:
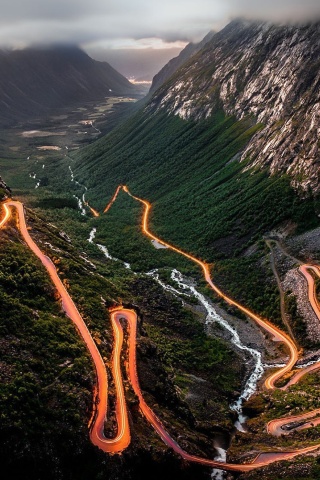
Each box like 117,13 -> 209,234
0,45 -> 139,126
149,19 -> 320,194
149,31 -> 215,94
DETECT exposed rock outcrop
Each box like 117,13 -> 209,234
0,176 -> 11,198
149,19 -> 320,193
283,268 -> 320,342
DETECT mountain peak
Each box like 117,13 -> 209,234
149,30 -> 216,94
147,19 -> 320,193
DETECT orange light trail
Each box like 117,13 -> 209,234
101,186 -> 320,468
0,203 -> 10,228
104,185 -> 122,213
112,307 -> 320,471
90,207 -> 100,218
299,265 -> 320,322
268,407 -> 320,436
0,201 -> 129,453
3,191 -> 320,472
85,201 -> 100,217
122,185 -> 298,390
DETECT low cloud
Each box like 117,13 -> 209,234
1,0 -> 319,49
231,0 -> 320,23
1,0 -> 319,79
0,1 -> 223,47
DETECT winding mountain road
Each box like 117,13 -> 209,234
0,201 -> 129,453
2,191 -> 320,473
106,186 -> 320,460
122,186 -> 298,389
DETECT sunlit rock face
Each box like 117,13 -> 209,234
149,19 -> 320,194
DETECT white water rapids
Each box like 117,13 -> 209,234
211,446 -> 227,480
82,232 -> 267,477
147,268 -> 265,430
73,195 -> 86,216
29,172 -> 41,189
87,227 -> 131,270
88,227 -> 97,243
86,233 -> 264,417
69,165 -> 90,216
69,165 -> 74,182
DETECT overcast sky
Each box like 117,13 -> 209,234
1,0 -> 320,80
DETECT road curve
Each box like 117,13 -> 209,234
85,201 -> 100,218
268,408 -> 320,436
0,201 -> 129,453
299,265 -> 320,322
113,307 -> 320,471
121,186 -> 298,390
101,186 -> 320,466
104,185 -> 123,213
3,195 -> 320,472
266,264 -> 320,392
0,203 -> 10,228
266,265 -> 320,436
283,361 -> 320,390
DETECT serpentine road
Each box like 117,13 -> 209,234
2,192 -> 320,473
0,201 -> 130,453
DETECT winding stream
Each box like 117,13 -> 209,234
87,227 -> 131,269
147,267 -> 264,432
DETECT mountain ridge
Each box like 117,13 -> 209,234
149,31 -> 216,94
0,45 -> 139,126
148,19 -> 320,193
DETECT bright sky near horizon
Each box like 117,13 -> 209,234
1,0 -> 320,79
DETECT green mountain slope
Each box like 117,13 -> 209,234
74,110 -> 318,262
2,17 -> 320,480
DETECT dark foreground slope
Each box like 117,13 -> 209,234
0,46 -> 139,126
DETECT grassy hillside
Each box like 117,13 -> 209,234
51,108 -> 317,336
0,197 -> 241,480
73,110 -> 318,260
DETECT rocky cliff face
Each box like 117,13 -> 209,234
149,19 -> 320,194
